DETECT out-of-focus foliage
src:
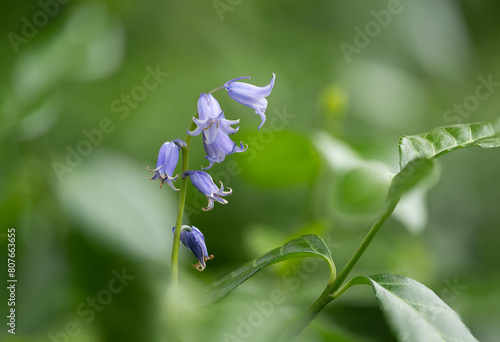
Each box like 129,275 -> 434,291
1,0 -> 500,341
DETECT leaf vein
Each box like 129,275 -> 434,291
442,128 -> 459,146
304,237 -> 321,255
406,138 -> 420,156
421,135 -> 437,154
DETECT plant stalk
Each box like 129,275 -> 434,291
171,118 -> 198,287
284,197 -> 400,339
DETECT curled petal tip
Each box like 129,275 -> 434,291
172,139 -> 187,148
218,181 -> 232,193
168,174 -> 179,182
193,254 -> 214,272
225,76 -> 251,88
147,165 -> 163,177
202,198 -> 215,211
193,263 -> 205,271
221,188 -> 232,197
201,160 -> 215,170
258,116 -> 266,129
166,179 -> 180,191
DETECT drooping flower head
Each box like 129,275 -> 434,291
203,121 -> 247,169
188,94 -> 238,140
184,170 -> 232,211
224,73 -> 275,129
188,94 -> 246,169
148,139 -> 186,190
173,225 -> 213,271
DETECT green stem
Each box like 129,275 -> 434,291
326,197 -> 400,293
171,118 -> 198,287
283,197 -> 400,339
329,275 -> 370,300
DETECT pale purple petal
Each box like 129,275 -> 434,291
184,170 -> 232,211
224,73 -> 275,129
148,141 -> 182,190
197,93 -> 222,121
203,122 -> 219,144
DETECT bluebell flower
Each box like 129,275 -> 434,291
148,139 -> 186,190
188,94 -> 239,141
203,123 -> 246,169
184,170 -> 232,211
188,94 -> 246,169
224,73 -> 276,129
173,225 -> 213,271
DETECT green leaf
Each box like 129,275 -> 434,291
56,151 -> 176,263
199,234 -> 335,305
390,118 -> 500,203
399,118 -> 500,169
365,274 -> 478,342
387,159 -> 436,202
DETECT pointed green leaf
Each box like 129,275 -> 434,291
399,118 -> 500,169
390,118 -> 500,203
199,234 -> 335,305
365,274 -> 478,342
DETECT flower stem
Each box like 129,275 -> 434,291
208,85 -> 225,94
325,196 -> 400,295
171,118 -> 198,287
282,197 -> 400,339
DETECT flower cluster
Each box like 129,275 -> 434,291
149,74 -> 275,270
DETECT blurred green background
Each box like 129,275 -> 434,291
1,0 -> 500,341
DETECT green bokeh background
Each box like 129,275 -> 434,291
1,0 -> 499,341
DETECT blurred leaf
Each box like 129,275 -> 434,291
199,234 -> 334,305
387,159 -> 436,203
235,131 -> 320,187
335,167 -> 389,215
313,132 -> 393,217
243,224 -> 287,258
56,151 -> 176,263
402,0 -> 471,78
399,119 -> 500,170
18,95 -> 61,141
392,188 -> 429,234
314,132 -> 392,174
12,2 -> 124,102
364,274 -> 478,342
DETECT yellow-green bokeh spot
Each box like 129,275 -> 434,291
318,84 -> 348,120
